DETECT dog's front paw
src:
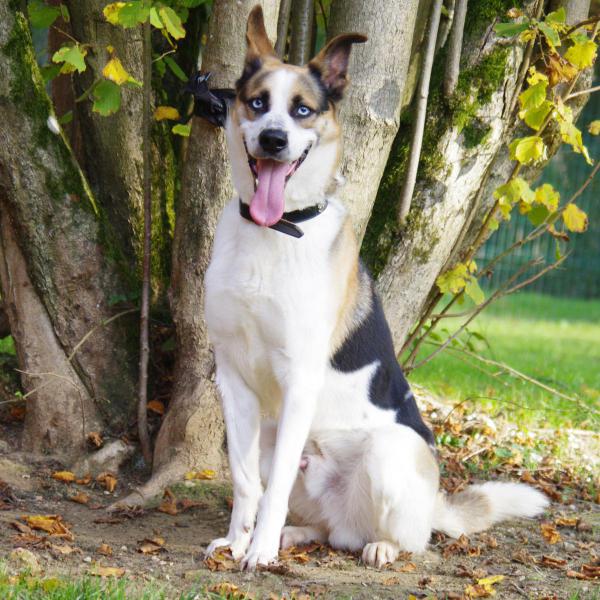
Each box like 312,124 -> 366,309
361,541 -> 399,568
241,540 -> 279,571
205,536 -> 250,561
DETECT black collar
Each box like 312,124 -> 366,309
238,199 -> 328,238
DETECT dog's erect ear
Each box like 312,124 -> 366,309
308,33 -> 367,102
246,5 -> 276,60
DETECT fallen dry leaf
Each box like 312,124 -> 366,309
541,555 -> 567,569
97,543 -> 113,556
138,536 -> 166,555
76,475 -> 92,485
204,549 -> 237,572
178,498 -> 206,512
96,472 -> 117,493
464,575 -> 504,598
21,515 -> 74,541
147,400 -> 165,415
157,489 -> 178,515
555,516 -> 579,528
89,565 -> 125,578
207,582 -> 254,599
69,492 -> 90,505
582,563 -> 600,578
87,432 -> 103,448
51,543 -> 78,556
540,522 -> 562,545
12,533 -> 45,546
52,471 -> 76,484
11,521 -> 33,534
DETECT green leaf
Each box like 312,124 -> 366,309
52,44 -> 87,73
527,204 -> 550,226
92,79 -> 121,116
60,4 -> 70,22
155,58 -> 166,77
58,110 -> 73,125
565,39 -> 598,69
494,177 -> 535,205
149,7 -> 163,28
509,136 -> 546,164
494,21 -> 529,37
164,56 -> 188,82
545,7 -> 566,24
159,6 -> 185,39
519,100 -> 552,131
465,279 -> 484,305
172,123 -> 191,136
28,0 -> 61,28
40,63 -> 62,84
119,2 -> 149,26
179,0 -> 208,6
538,21 -> 561,48
519,81 -> 547,111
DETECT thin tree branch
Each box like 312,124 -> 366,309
275,0 -> 293,58
289,0 -> 314,65
443,0 -> 468,97
138,13 -> 153,467
398,0 -> 444,223
567,83 -> 600,99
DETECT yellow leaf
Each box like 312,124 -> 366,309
559,120 -> 592,165
565,39 -> 597,69
588,120 -> 600,135
154,106 -> 180,121
509,136 -> 546,164
562,204 -> 588,232
103,2 -> 125,25
185,469 -> 216,480
534,183 -> 560,211
102,57 -> 131,86
478,575 -> 505,586
52,471 -> 76,483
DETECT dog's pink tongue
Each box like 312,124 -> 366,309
249,159 -> 288,227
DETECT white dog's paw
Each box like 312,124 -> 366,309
205,536 -> 250,561
241,540 -> 279,571
280,526 -> 321,549
362,541 -> 399,568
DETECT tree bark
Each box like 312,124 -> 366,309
0,4 -> 136,453
374,0 -> 592,348
288,0 -> 314,65
327,0 -> 421,239
119,0 -> 280,504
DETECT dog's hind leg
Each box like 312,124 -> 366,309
280,525 -> 327,549
205,353 -> 262,560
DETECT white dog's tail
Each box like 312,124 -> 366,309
432,482 -> 549,538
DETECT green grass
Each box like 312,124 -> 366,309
407,291 -> 600,429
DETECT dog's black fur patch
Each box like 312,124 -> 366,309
330,264 -> 434,446
308,64 -> 335,112
236,57 -> 262,99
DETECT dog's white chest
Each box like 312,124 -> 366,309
204,200 -> 342,411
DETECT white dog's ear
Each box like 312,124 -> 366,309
245,5 -> 276,60
308,33 -> 367,101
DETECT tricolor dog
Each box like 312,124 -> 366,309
203,5 -> 432,569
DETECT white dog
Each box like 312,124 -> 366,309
260,422 -> 549,567
204,5 -> 455,569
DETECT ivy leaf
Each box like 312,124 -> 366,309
159,6 -> 185,39
154,106 -> 180,121
509,136 -> 546,164
164,56 -> 188,82
565,39 -> 598,69
28,0 -> 61,28
172,123 -> 191,136
52,44 -> 87,74
588,120 -> 600,135
494,21 -> 530,37
465,279 -> 484,305
92,80 -> 121,116
562,204 -> 588,232
534,183 -> 560,211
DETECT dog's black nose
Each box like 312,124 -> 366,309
259,128 -> 288,153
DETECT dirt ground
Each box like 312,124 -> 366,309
0,393 -> 599,600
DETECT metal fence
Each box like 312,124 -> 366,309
478,72 -> 600,299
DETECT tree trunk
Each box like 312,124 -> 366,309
372,0 -> 592,348
119,0 -> 281,504
0,4 -> 137,455
67,0 -> 175,296
328,0 -> 421,239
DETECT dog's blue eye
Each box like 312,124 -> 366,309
295,105 -> 313,118
250,98 -> 264,111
